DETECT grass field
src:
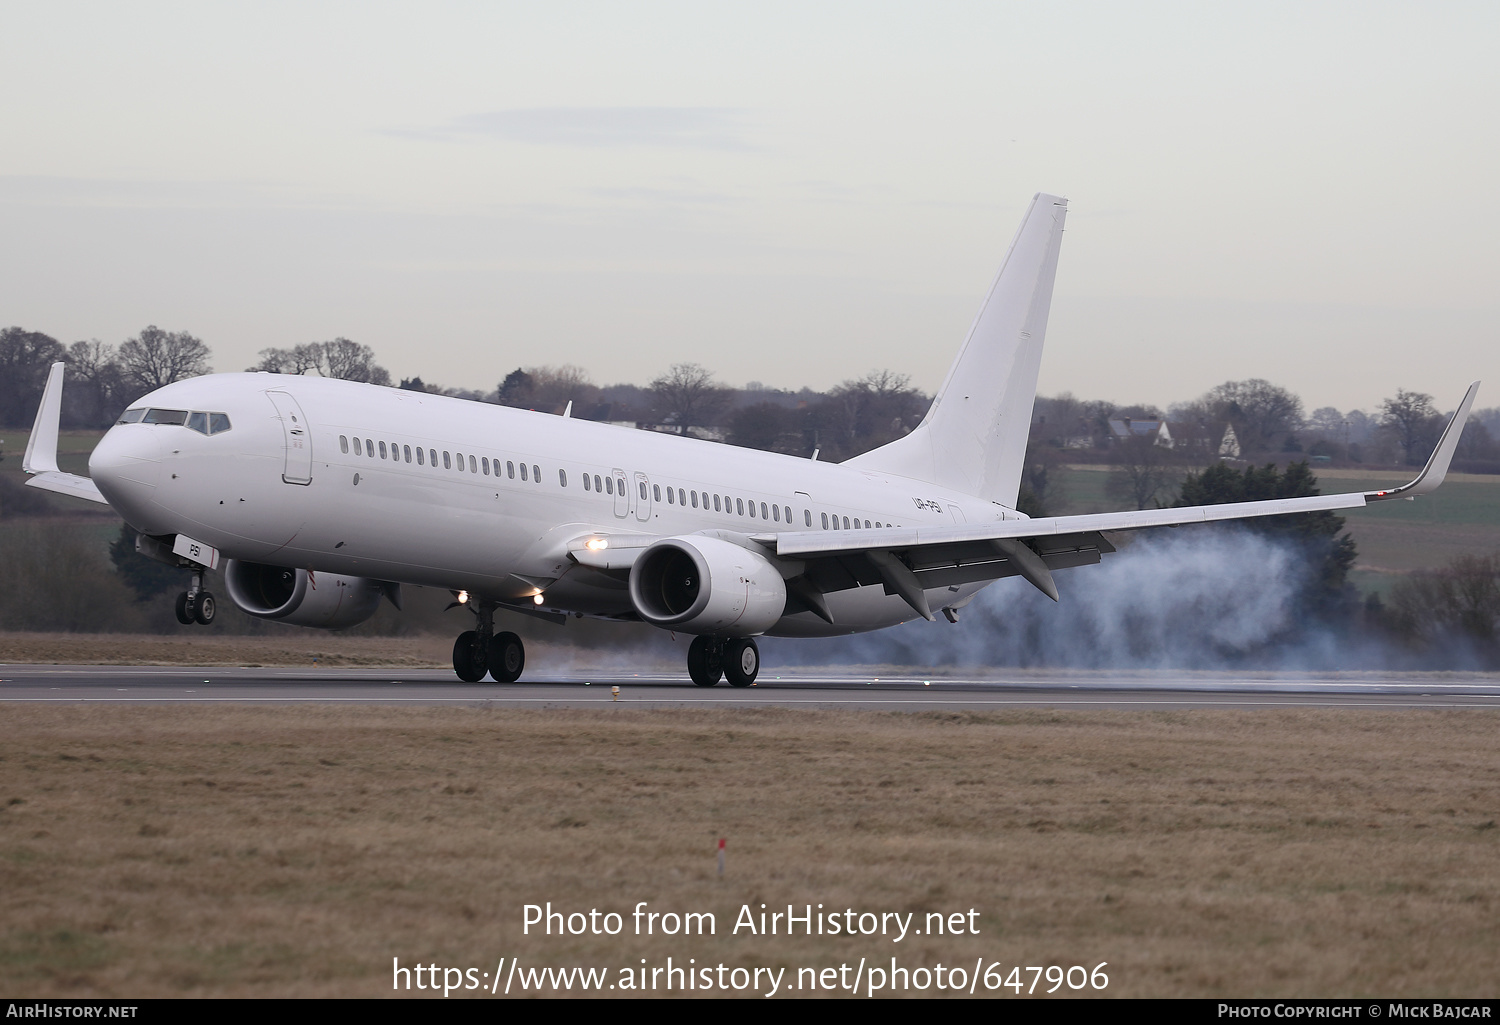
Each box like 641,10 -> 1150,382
1,704 -> 1498,998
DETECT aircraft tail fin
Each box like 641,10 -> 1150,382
844,193 -> 1068,508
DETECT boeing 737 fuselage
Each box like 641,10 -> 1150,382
23,194 -> 1481,685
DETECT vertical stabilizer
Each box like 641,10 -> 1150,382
845,193 -> 1067,507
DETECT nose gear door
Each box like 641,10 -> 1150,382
266,391 -> 313,485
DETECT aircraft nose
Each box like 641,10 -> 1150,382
90,426 -> 162,522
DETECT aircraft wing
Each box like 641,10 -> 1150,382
22,361 -> 110,506
749,381 -> 1481,619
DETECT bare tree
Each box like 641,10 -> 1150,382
0,327 -> 66,427
321,338 -> 390,385
118,326 -> 211,391
1198,379 -> 1304,455
246,339 -> 389,385
64,340 -> 127,427
649,362 -> 731,427
1106,432 -> 1180,510
1380,388 -> 1442,465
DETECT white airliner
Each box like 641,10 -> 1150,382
23,194 -> 1479,686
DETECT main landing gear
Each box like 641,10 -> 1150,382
174,567 -> 216,626
450,599 -> 526,683
687,635 -> 760,688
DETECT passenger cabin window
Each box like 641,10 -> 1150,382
604,476 -> 611,494
805,510 -> 812,527
379,441 -> 387,459
354,438 -> 363,455
822,513 -> 829,529
691,492 -> 699,508
736,499 -> 744,516
595,474 -> 603,492
443,452 -> 451,469
559,469 -> 567,487
468,455 -> 476,473
417,448 -> 425,465
428,449 -> 436,466
666,487 -> 673,504
507,461 -> 515,479
533,464 -> 540,482
639,481 -> 648,500
404,445 -> 412,463
367,442 -> 375,459
772,505 -> 779,521
785,506 -> 792,523
713,495 -> 721,512
653,484 -> 661,502
117,408 -> 146,424
520,463 -> 528,482
340,435 -> 349,454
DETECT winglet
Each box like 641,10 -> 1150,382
1366,381 -> 1481,502
22,362 -> 65,474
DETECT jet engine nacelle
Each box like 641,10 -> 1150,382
628,535 -> 786,636
224,560 -> 383,630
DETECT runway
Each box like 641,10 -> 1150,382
3,664 -> 1500,709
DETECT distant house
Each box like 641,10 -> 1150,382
1107,417 -> 1174,449
1218,423 -> 1241,459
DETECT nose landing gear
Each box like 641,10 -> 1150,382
174,568 -> 216,626
687,635 -> 759,687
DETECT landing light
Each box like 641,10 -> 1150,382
585,538 -> 608,551
456,590 -> 468,605
533,594 -> 545,605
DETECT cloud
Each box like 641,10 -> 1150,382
392,107 -> 753,150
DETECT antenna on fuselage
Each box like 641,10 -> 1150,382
562,401 -> 572,418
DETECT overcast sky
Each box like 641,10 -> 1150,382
2,1 -> 1496,414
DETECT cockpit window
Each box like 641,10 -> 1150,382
122,408 -> 231,433
142,408 -> 188,425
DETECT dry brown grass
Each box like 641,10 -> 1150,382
2,705 -> 1498,998
0,632 -> 456,668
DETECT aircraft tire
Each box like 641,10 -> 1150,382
174,592 -> 194,625
488,632 -> 525,683
724,637 -> 759,688
193,591 -> 217,625
687,635 -> 722,687
452,631 -> 487,683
